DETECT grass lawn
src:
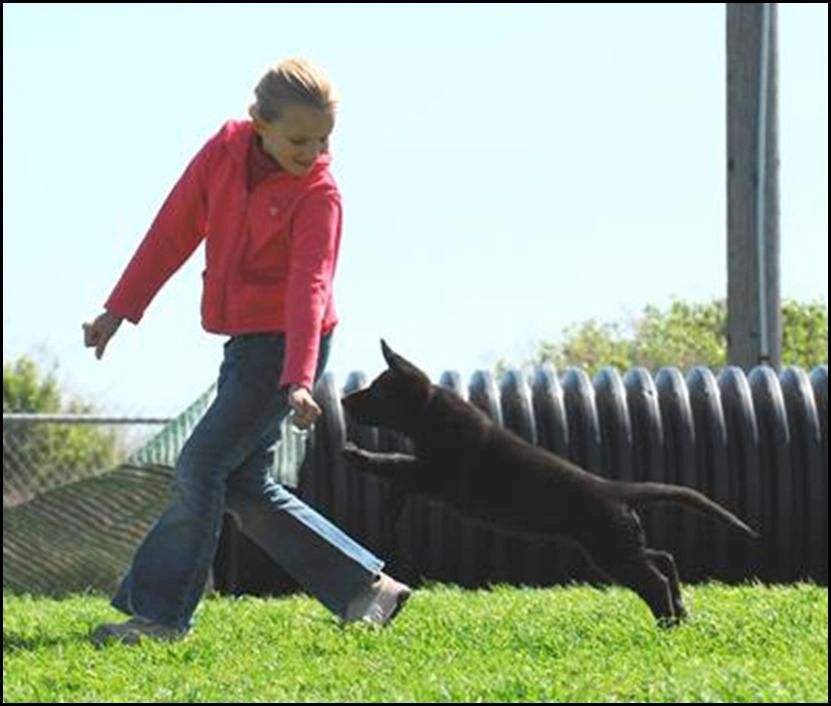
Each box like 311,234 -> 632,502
3,582 -> 827,702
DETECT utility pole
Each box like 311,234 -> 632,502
726,3 -> 781,369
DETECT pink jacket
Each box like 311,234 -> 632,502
105,120 -> 342,390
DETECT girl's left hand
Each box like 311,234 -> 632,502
287,384 -> 322,429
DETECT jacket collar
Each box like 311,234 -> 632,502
219,119 -> 332,174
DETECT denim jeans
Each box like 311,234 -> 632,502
112,333 -> 383,631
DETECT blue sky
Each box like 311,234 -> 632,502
3,3 -> 828,416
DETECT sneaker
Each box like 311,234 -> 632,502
90,617 -> 185,647
341,572 -> 412,627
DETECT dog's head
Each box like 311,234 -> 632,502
341,340 -> 433,434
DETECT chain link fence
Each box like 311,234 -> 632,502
3,414 -> 168,508
3,385 -> 308,595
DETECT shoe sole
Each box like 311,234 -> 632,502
90,623 -> 184,647
91,626 -> 141,647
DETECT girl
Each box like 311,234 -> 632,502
84,58 -> 410,645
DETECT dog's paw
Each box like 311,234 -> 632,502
656,615 -> 684,630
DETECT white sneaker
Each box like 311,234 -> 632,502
341,572 -> 412,627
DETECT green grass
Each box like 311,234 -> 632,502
3,583 -> 827,702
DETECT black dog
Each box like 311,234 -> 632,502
341,340 -> 759,626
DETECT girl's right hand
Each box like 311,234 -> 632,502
287,384 -> 322,429
82,311 -> 123,360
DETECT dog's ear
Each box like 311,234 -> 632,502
381,339 -> 396,367
381,339 -> 410,372
380,339 -> 426,380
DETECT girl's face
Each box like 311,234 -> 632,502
252,103 -> 334,176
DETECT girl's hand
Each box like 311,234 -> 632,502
288,384 -> 322,429
82,311 -> 123,360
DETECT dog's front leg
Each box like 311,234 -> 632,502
342,442 -> 425,530
341,441 -> 421,478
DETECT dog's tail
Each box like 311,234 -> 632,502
613,481 -> 759,539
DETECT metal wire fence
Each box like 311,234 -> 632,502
3,414 -> 168,508
2,385 -> 307,595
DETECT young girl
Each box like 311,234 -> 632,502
83,58 -> 410,645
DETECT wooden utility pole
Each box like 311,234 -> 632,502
726,3 -> 781,369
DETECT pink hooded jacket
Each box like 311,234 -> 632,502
105,120 -> 342,390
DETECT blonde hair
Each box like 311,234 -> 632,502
251,58 -> 338,122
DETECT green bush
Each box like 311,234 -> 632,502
524,298 -> 827,376
3,357 -> 121,500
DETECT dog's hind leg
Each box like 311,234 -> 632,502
583,509 -> 678,626
646,549 -> 687,621
593,551 -> 678,628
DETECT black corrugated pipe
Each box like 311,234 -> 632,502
214,364 -> 827,594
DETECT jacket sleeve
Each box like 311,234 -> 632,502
104,134 -> 215,323
279,187 -> 342,390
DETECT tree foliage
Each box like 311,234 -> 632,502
3,357 -> 121,503
526,298 -> 827,377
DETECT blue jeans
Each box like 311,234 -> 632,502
112,333 -> 383,631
